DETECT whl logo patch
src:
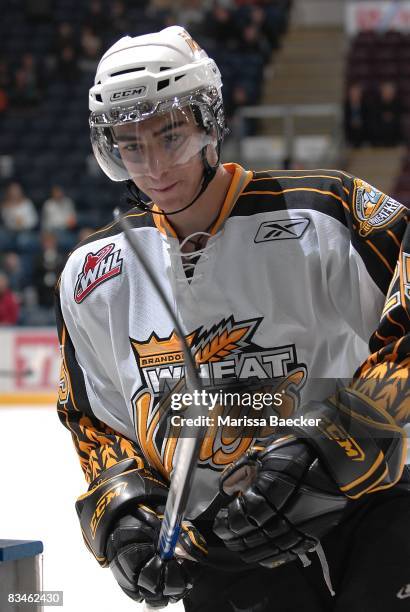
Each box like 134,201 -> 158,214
255,218 -> 310,243
74,243 -> 123,303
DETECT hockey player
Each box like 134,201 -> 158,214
56,26 -> 410,611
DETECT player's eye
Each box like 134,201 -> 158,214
123,142 -> 143,152
162,133 -> 186,151
119,142 -> 145,162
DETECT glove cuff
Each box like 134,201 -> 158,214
294,389 -> 407,498
76,458 -> 168,565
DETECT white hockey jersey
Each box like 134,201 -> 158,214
56,163 -> 410,519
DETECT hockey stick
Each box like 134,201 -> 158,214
114,209 -> 207,609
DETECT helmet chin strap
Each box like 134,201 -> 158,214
125,147 -> 219,217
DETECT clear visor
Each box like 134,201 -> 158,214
90,96 -> 219,182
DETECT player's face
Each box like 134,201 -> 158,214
113,109 -> 208,212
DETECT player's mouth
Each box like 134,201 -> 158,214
151,182 -> 179,194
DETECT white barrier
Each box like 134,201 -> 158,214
0,328 -> 59,404
347,1 -> 410,36
0,540 -> 44,612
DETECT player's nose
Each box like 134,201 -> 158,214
145,147 -> 169,181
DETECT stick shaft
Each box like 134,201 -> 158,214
116,211 -> 205,562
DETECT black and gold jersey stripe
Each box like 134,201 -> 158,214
55,291 -> 147,483
232,169 -> 408,297
234,169 -> 351,226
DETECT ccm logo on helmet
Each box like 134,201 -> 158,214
110,86 -> 147,101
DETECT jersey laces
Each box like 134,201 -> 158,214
170,231 -> 215,281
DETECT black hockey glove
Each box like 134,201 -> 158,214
213,436 -> 347,568
75,458 -> 206,606
106,506 -> 207,607
213,387 -> 406,569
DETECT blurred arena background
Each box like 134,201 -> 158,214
0,1 -> 409,610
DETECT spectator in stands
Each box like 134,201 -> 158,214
110,0 -> 128,36
344,83 -> 369,148
20,53 -> 43,98
370,81 -> 402,147
247,5 -> 265,24
53,22 -> 78,56
42,185 -> 77,232
1,182 -> 38,232
11,68 -> 40,109
0,271 -> 19,325
247,4 -> 280,49
225,83 -> 258,135
0,88 -> 8,113
225,83 -> 249,121
238,24 -> 271,63
203,4 -> 238,48
0,58 -> 10,113
79,26 -> 102,72
58,45 -> 79,82
32,232 -> 64,316
85,0 -> 110,36
0,252 -> 27,295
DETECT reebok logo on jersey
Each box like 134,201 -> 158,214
254,218 -> 310,243
74,243 -> 123,304
397,584 -> 410,599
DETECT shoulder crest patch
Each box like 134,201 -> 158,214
352,178 -> 405,237
74,243 -> 123,303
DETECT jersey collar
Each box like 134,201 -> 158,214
152,163 -> 253,237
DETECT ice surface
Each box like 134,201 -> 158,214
0,407 -> 184,612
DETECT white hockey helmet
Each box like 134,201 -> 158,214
89,26 -> 226,182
